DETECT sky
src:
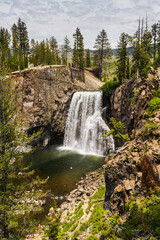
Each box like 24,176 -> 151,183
0,0 -> 160,49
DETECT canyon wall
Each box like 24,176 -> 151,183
110,69 -> 160,136
104,69 -> 160,214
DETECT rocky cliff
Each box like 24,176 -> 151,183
111,68 -> 160,135
12,65 -> 102,146
104,68 -> 160,210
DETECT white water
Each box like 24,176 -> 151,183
62,91 -> 115,156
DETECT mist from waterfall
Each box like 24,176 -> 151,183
62,91 -> 115,156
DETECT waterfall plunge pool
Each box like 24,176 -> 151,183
25,91 -> 114,221
25,145 -> 105,211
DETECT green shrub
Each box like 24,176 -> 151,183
147,97 -> 160,113
140,121 -> 158,137
100,80 -> 120,98
153,88 -> 160,98
79,222 -> 89,232
105,117 -> 130,144
121,194 -> 160,239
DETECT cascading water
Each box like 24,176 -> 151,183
63,91 -> 115,156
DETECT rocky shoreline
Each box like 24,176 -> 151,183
57,164 -> 106,219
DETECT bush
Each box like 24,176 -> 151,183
106,117 -> 130,144
140,121 -> 158,137
121,194 -> 160,239
147,89 -> 160,114
153,88 -> 160,98
100,80 -> 120,98
147,97 -> 160,113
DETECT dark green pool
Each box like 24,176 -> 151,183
27,145 -> 105,201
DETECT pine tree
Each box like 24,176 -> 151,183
126,56 -> 130,80
85,49 -> 91,67
0,28 -> 11,67
72,27 -> 85,69
0,65 -> 47,239
11,24 -> 19,71
62,36 -> 71,65
132,18 -> 152,78
151,23 -> 159,60
11,18 -> 29,70
29,39 -> 36,66
50,36 -> 59,64
39,40 -> 46,65
157,22 -> 160,56
34,41 -> 40,66
153,22 -> 160,68
18,18 -> 29,68
94,29 -> 112,80
45,39 -> 53,65
117,32 -> 130,84
132,26 -> 141,77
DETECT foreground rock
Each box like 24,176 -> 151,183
104,115 -> 160,215
57,166 -> 106,239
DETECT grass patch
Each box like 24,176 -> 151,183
147,88 -> 160,114
140,121 -> 158,137
120,193 -> 160,240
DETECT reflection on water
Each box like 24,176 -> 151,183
26,145 -> 105,200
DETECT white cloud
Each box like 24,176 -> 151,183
113,0 -> 135,9
0,0 -> 159,48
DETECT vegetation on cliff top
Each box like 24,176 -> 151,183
1,16 -> 160,85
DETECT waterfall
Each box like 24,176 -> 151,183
63,91 -> 115,156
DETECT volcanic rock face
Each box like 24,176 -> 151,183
104,70 -> 160,214
111,72 -> 160,135
12,65 -> 101,146
104,129 -> 160,214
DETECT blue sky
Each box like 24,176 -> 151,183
0,0 -> 159,49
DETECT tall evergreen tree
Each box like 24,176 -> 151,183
62,36 -> 71,65
11,24 -> 19,71
45,38 -> 53,65
18,19 -> 29,56
29,39 -> 36,66
94,29 -> 112,80
39,40 -> 46,64
11,18 -> 29,70
153,22 -> 160,67
132,18 -> 152,78
151,23 -> 159,60
85,49 -> 91,67
0,28 -> 11,66
72,27 -> 85,69
50,36 -> 59,64
117,32 -> 130,83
